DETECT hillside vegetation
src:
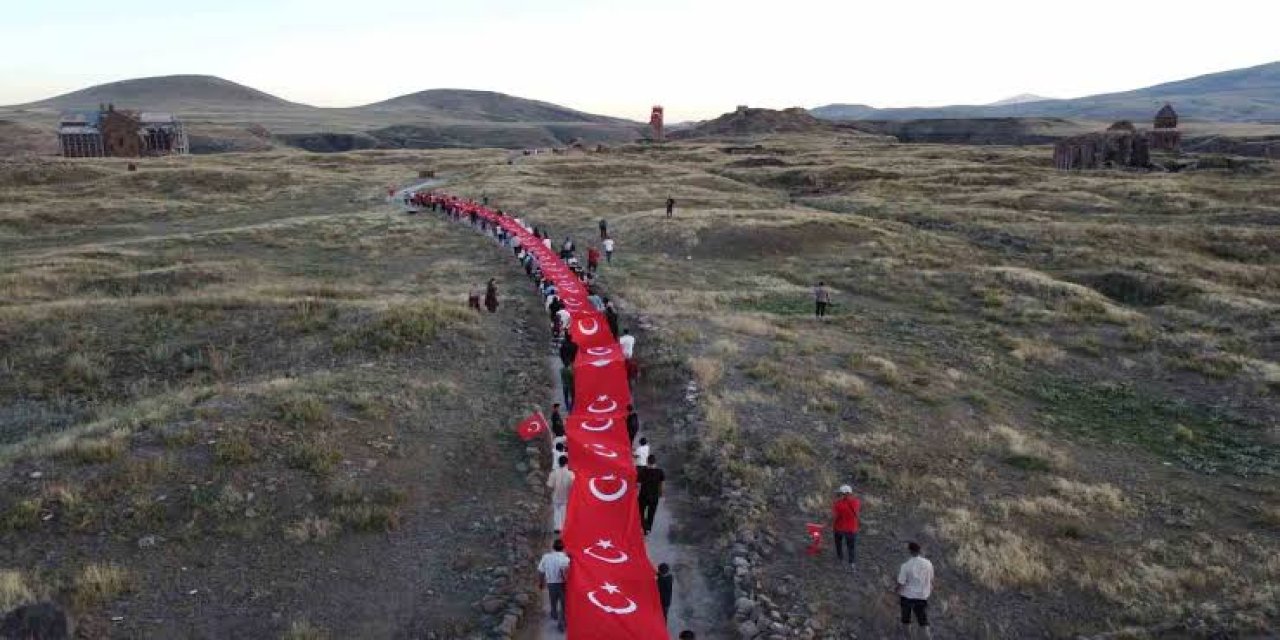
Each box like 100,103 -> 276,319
449,135 -> 1279,638
1,136 -> 1276,638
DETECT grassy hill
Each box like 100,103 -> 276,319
0,76 -> 644,152
813,60 -> 1280,122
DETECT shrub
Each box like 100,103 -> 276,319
71,563 -> 130,609
214,433 -> 257,465
288,437 -> 341,475
0,570 -> 36,611
62,438 -> 124,465
276,394 -> 331,428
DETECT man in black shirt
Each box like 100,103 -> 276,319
549,403 -> 565,438
626,405 -> 640,445
656,563 -> 674,620
637,454 -> 664,535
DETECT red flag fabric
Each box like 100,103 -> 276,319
805,523 -> 824,556
516,411 -> 549,441
430,196 -> 668,640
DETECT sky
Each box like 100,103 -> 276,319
1,0 -> 1277,122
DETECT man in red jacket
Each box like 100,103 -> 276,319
832,484 -> 861,570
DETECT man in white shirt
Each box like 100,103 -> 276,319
546,457 -> 574,533
603,237 -> 615,263
633,437 -> 650,467
543,237 -> 553,250
619,328 -> 636,360
537,539 -> 571,632
896,541 -> 935,638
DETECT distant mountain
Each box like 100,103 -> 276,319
988,93 -> 1053,106
0,75 -> 644,153
671,107 -> 835,139
812,61 -> 1280,122
358,89 -> 633,125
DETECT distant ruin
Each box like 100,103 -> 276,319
1054,104 -> 1178,170
57,104 -> 188,158
1149,103 -> 1181,151
649,105 -> 664,141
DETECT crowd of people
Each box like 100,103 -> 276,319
408,188 -> 936,638
406,189 -> 696,638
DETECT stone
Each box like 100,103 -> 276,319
737,621 -> 759,638
735,597 -> 756,615
480,597 -> 505,614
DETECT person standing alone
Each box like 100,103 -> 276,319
814,281 -> 831,319
537,539 -> 571,632
831,484 -> 861,570
665,197 -> 676,218
896,541 -> 935,639
484,278 -> 499,313
599,218 -> 608,240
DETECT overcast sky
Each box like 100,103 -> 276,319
1,0 -> 1276,121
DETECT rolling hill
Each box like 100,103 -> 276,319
813,60 -> 1280,122
0,75 -> 644,152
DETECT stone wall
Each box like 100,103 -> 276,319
1053,131 -> 1151,170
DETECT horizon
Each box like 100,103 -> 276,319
1,0 -> 1278,122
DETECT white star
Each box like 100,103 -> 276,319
597,395 -> 609,401
596,539 -> 614,549
602,583 -> 620,594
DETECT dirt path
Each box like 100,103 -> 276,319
523,355 -> 722,639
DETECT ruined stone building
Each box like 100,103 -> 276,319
58,104 -> 189,158
1053,130 -> 1151,170
1149,103 -> 1181,151
1054,104 -> 1179,170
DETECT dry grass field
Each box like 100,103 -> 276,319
1,134 -> 1277,638
0,152 -> 552,638
446,135 -> 1278,638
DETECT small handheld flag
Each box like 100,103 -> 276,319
516,411 -> 549,441
805,523 -> 824,556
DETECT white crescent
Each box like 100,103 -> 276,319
583,542 -> 630,565
577,319 -> 600,335
586,347 -> 614,356
588,358 -> 612,368
588,588 -> 637,615
587,396 -> 618,414
580,418 -> 613,432
562,299 -> 584,308
588,475 -> 628,502
588,443 -> 619,459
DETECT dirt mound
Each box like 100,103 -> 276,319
724,157 -> 789,168
675,107 -> 833,138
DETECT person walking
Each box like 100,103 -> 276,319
638,454 -> 665,535
657,563 -> 674,620
587,246 -> 601,274
559,335 -> 578,368
549,403 -> 565,438
814,281 -> 832,319
546,458 -> 574,533
603,237 -> 615,264
560,365 -> 574,411
599,218 -> 608,240
537,539 -> 571,632
832,484 -> 862,570
896,542 -> 935,639
484,278 -> 499,313
619,328 -> 636,360
626,404 -> 640,445
633,437 -> 650,467
665,197 -> 676,218
604,299 -> 620,338
467,286 -> 482,312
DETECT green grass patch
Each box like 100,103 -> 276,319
1029,377 -> 1276,476
729,293 -> 815,316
